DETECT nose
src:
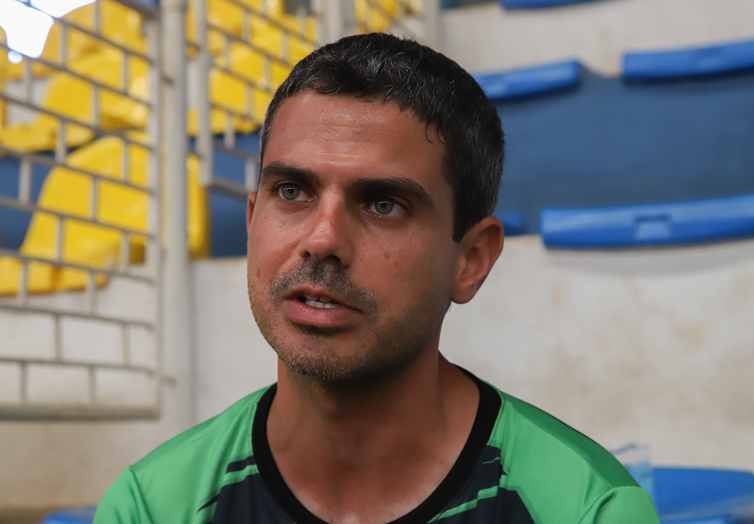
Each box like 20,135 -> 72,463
298,193 -> 354,267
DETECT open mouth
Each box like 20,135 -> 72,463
298,293 -> 343,309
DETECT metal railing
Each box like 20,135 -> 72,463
354,0 -> 422,36
0,0 -> 162,419
190,0 -> 433,200
191,0 -> 319,199
0,0 -> 434,422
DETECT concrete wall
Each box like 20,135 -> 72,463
192,236 -> 754,470
0,279 -> 188,510
0,387 -> 185,509
439,0 -> 754,75
443,236 -> 754,470
192,258 -> 277,422
0,277 -> 159,413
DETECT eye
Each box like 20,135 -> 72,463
279,184 -> 302,201
372,198 -> 402,216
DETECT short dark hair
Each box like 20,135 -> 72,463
260,33 -> 504,241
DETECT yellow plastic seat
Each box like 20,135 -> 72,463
0,48 -> 149,152
0,133 -> 208,295
0,0 -> 421,297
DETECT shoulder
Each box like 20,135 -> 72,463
494,388 -> 636,488
487,385 -> 656,523
96,386 -> 272,523
133,386 -> 268,476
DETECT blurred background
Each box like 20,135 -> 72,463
1,0 -> 753,522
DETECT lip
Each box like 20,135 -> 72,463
285,285 -> 359,312
283,286 -> 362,329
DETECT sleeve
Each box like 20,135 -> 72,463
93,467 -> 154,524
578,486 -> 661,524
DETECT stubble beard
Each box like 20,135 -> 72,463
247,258 -> 451,384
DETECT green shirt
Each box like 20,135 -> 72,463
95,372 -> 660,523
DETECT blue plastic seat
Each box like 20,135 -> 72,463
540,193 -> 754,249
474,61 -> 581,102
624,39 -> 754,80
43,506 -> 97,524
654,468 -> 754,523
494,212 -> 527,236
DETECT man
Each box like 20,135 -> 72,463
95,34 -> 660,523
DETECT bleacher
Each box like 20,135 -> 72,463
2,0 -> 754,520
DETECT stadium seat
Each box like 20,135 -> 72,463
540,193 -> 754,249
42,506 -> 96,524
654,468 -> 754,524
494,212 -> 527,236
624,39 -> 754,81
474,60 -> 581,102
0,135 -> 209,295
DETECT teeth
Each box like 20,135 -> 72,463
305,298 -> 341,309
300,293 -> 341,308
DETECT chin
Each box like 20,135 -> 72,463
272,331 -> 426,385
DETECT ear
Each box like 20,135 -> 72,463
452,216 -> 504,304
247,191 -> 257,232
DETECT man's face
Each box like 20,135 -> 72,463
247,91 -> 462,382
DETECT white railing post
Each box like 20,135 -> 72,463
422,0 -> 439,49
194,0 -> 213,188
323,0 -> 352,43
162,0 -> 195,430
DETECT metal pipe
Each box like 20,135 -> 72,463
18,160 -> 32,204
162,0 -> 195,430
422,0 -> 439,49
0,93 -> 152,150
17,261 -> 29,307
0,248 -> 154,282
59,23 -> 68,67
145,17 -> 164,415
0,145 -> 153,192
324,0 -> 352,44
194,0 -> 214,187
0,196 -> 153,240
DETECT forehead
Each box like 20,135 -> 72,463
263,91 -> 447,187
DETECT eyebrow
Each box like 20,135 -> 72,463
348,177 -> 435,209
260,162 -> 323,187
260,161 -> 435,208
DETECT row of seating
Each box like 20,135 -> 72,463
0,0 -> 419,295
201,36 -> 754,253
497,190 -> 754,248
475,38 -> 754,105
3,34 -> 753,269
477,36 -> 754,244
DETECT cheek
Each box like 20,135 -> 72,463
247,218 -> 299,281
364,234 -> 457,299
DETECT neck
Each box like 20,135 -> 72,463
266,335 -> 479,524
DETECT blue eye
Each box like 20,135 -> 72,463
280,185 -> 301,201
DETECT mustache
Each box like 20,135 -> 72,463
269,258 -> 379,314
